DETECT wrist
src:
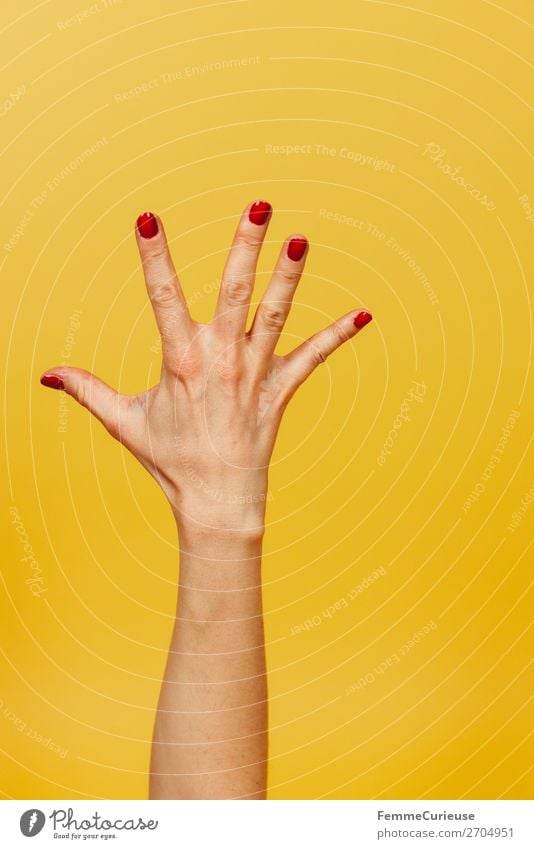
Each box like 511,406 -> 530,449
174,521 -> 264,604
168,474 -> 270,542
176,516 -> 265,552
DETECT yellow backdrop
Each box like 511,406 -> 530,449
1,0 -> 532,800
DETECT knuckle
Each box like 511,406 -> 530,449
309,343 -> 327,367
104,415 -> 121,441
261,304 -> 286,331
235,230 -> 262,251
149,277 -> 178,306
171,352 -> 202,382
331,321 -> 350,345
278,266 -> 301,285
143,244 -> 168,263
73,371 -> 97,409
224,277 -> 252,306
105,399 -> 130,442
76,380 -> 90,409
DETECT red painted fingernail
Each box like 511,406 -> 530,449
287,237 -> 307,262
249,200 -> 271,226
41,374 -> 64,390
353,311 -> 373,329
136,212 -> 158,239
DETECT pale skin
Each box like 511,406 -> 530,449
40,199 -> 373,799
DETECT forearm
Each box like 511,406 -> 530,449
149,518 -> 268,799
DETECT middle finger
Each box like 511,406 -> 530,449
213,199 -> 272,340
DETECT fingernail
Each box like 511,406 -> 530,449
287,236 -> 307,262
353,311 -> 373,329
41,374 -> 64,390
136,212 -> 159,239
249,200 -> 272,226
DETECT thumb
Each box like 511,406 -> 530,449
40,367 -> 124,438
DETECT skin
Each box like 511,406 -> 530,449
41,200 -> 373,799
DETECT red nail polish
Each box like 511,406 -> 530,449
353,311 -> 373,329
136,212 -> 158,239
287,237 -> 307,262
249,200 -> 271,226
41,374 -> 64,390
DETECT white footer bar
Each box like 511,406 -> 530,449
1,799 -> 532,848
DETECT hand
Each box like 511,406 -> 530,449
40,200 -> 373,537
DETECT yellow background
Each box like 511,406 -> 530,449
1,0 -> 532,800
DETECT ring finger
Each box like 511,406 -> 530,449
248,234 -> 308,362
